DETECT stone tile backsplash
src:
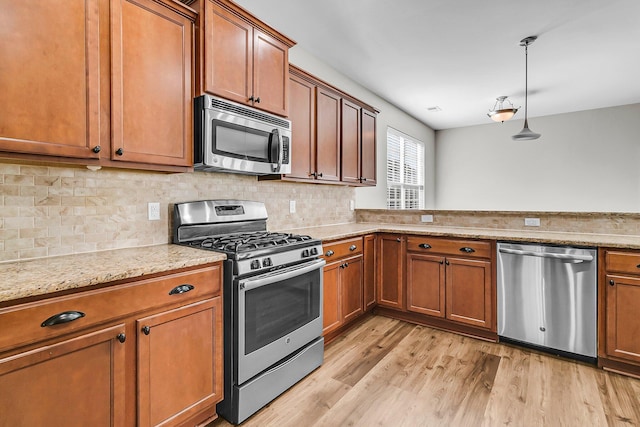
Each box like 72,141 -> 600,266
0,161 -> 356,262
356,209 -> 640,236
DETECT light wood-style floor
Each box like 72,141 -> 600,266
211,315 -> 640,427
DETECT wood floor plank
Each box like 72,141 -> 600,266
210,315 -> 640,427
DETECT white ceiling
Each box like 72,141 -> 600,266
233,0 -> 640,130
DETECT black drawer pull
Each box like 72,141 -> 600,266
349,245 -> 357,251
41,311 -> 85,327
325,250 -> 335,257
169,284 -> 194,295
609,280 -> 615,286
117,333 -> 126,343
418,243 -> 431,249
445,260 -> 450,265
396,237 -> 402,242
460,247 -> 475,253
636,264 -> 640,269
142,326 -> 151,335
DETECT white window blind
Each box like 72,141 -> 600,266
387,127 -> 424,209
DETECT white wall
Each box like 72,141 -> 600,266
435,103 -> 640,212
289,47 -> 436,209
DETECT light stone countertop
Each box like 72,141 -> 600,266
0,245 -> 226,304
5,222 -> 640,305
280,222 -> 640,249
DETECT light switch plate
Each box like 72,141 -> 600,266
421,214 -> 434,223
524,217 -> 540,227
148,202 -> 160,221
349,200 -> 355,211
289,200 -> 296,214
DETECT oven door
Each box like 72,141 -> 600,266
236,258 -> 324,384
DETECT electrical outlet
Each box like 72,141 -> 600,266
524,217 -> 540,227
148,202 -> 160,221
421,214 -> 434,223
289,200 -> 296,214
349,200 -> 355,211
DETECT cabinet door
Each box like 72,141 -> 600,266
137,298 -> 222,427
0,0 -> 102,158
606,274 -> 640,363
360,109 -> 377,185
315,87 -> 341,182
287,73 -> 316,180
203,0 -> 252,105
340,99 -> 361,184
110,0 -> 193,166
407,253 -> 446,317
0,324 -> 126,426
323,261 -> 342,335
342,255 -> 364,324
377,234 -> 405,310
445,257 -> 492,329
253,29 -> 289,116
363,234 -> 377,311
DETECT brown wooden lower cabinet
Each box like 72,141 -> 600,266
376,234 -> 405,310
363,234 -> 376,311
375,234 -> 496,341
600,249 -> 640,376
322,237 -> 367,341
0,324 -> 126,426
0,263 -> 223,427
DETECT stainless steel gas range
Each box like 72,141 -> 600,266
173,200 -> 325,424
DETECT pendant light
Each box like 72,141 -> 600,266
512,36 -> 541,141
488,96 -> 518,122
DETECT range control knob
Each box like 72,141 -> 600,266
262,258 -> 272,267
302,249 -> 310,258
250,260 -> 261,270
310,247 -> 318,256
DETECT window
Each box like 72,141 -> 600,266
387,127 -> 424,209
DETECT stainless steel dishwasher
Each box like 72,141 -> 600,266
497,242 -> 597,361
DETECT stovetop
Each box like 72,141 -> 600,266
189,231 -> 315,253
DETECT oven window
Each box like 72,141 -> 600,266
212,120 -> 272,162
244,268 -> 320,355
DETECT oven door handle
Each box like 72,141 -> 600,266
239,259 -> 326,291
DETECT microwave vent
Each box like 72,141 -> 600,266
209,98 -> 291,129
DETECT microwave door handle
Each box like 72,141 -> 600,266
271,128 -> 283,173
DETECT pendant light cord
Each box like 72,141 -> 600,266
524,41 -> 529,125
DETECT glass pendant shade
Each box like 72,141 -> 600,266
488,96 -> 518,122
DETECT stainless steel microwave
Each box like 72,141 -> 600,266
194,95 -> 291,175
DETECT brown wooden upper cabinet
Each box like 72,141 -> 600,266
265,65 -> 378,186
197,0 -> 295,117
0,0 -> 195,171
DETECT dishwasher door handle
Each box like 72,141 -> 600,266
498,247 -> 594,262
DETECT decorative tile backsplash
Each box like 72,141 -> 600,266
0,160 -> 356,262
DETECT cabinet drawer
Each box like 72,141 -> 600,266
0,264 -> 222,353
606,251 -> 640,276
322,237 -> 364,260
406,236 -> 491,259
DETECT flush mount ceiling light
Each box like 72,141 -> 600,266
512,36 -> 541,141
487,96 -> 518,122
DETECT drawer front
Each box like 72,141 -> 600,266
0,264 -> 222,353
406,236 -> 491,258
606,251 -> 640,276
322,237 -> 364,260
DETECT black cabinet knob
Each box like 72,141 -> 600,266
255,97 -> 261,103
115,148 -> 124,156
439,260 -> 444,265
117,333 -> 126,343
418,243 -> 431,249
445,260 -> 450,265
609,280 -> 615,286
248,95 -> 254,102
396,237 -> 401,242
142,326 -> 150,335
92,146 -> 101,153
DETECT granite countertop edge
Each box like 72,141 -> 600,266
279,222 -> 640,249
1,245 -> 226,305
